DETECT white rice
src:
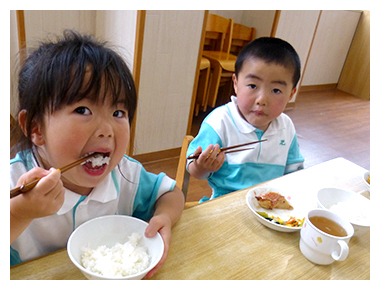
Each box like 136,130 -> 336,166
329,202 -> 369,225
81,233 -> 150,278
89,155 -> 110,167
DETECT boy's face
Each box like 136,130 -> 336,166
31,93 -> 130,195
233,57 -> 296,132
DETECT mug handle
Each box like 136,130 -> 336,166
331,240 -> 349,261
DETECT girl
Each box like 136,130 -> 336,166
10,30 -> 184,278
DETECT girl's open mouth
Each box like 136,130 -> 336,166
81,152 -> 111,176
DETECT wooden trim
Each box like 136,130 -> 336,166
133,147 -> 181,164
128,10 -> 146,156
300,84 -> 337,92
16,10 -> 27,65
270,10 -> 281,37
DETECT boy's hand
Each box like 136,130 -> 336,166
11,167 -> 65,220
188,144 -> 225,180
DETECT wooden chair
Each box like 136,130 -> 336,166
175,135 -> 194,199
203,14 -> 233,53
229,23 -> 256,56
201,14 -> 236,108
175,135 -> 200,209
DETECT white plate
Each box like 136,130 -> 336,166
363,171 -> 370,190
246,187 -> 307,232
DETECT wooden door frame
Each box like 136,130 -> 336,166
128,10 -> 146,156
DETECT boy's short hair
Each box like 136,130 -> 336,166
235,37 -> 301,88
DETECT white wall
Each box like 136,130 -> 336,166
301,10 -> 361,86
133,10 -> 204,155
275,10 -> 321,102
24,10 -> 97,46
95,11 -> 137,71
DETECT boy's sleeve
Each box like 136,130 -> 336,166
187,122 -> 223,162
285,134 -> 304,174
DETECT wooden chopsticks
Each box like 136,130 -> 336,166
10,152 -> 99,199
187,139 -> 267,160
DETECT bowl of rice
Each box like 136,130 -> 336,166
67,215 -> 164,280
317,188 -> 370,237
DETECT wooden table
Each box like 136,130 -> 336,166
10,158 -> 370,280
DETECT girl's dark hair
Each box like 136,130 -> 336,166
15,30 -> 137,153
235,37 -> 301,88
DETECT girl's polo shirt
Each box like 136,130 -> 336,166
10,151 -> 175,266
187,96 -> 304,200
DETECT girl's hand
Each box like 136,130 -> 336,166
144,214 -> 172,279
11,167 -> 65,220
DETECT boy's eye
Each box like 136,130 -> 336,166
113,110 -> 126,118
75,107 -> 91,115
272,88 -> 282,94
248,84 -> 257,89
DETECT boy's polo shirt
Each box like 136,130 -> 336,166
10,151 -> 175,265
187,96 -> 304,200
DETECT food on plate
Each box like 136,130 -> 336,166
255,191 -> 293,210
80,233 -> 150,277
366,174 -> 370,184
257,211 -> 304,227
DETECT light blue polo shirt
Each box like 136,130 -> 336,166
10,151 -> 175,266
187,96 -> 304,201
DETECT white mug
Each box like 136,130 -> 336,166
299,209 -> 354,265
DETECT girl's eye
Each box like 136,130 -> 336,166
75,107 -> 91,115
113,110 -> 126,118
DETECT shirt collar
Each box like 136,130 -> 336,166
227,96 -> 260,134
227,96 -> 285,136
56,171 -> 118,215
27,149 -> 119,215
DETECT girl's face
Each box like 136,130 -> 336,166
34,94 -> 130,195
233,57 -> 296,132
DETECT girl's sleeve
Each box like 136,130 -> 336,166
132,167 -> 176,221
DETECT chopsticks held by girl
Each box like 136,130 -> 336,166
10,30 -> 184,278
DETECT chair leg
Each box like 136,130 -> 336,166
207,65 -> 222,108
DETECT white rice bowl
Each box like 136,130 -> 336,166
67,215 -> 164,280
317,188 -> 370,237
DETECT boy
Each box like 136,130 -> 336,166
187,37 -> 304,202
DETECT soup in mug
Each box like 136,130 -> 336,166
309,216 -> 347,237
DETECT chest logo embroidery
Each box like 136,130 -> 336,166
279,140 -> 286,146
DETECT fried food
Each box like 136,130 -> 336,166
255,191 -> 293,210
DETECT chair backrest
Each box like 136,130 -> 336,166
175,135 -> 194,199
203,14 -> 233,53
229,22 -> 256,56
